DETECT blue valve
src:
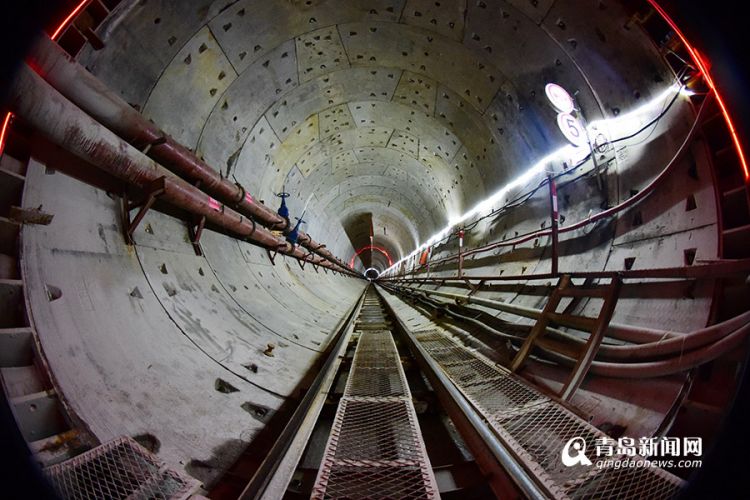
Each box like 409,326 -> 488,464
276,191 -> 290,221
286,216 -> 306,247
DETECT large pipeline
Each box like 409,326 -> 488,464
7,64 -> 356,276
26,35 -> 354,274
386,284 -> 750,377
399,285 -> 750,358
397,285 -> 677,344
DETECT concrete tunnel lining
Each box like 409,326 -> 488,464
1,0 -> 749,496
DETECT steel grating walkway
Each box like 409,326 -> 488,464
312,292 -> 439,499
413,328 -> 685,499
44,436 -> 200,500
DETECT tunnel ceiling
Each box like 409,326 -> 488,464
77,0 -> 671,272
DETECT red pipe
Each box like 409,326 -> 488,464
7,64 -> 356,276
25,35 -> 354,273
548,176 -> 559,276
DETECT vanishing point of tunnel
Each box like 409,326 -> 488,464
0,1 -> 749,499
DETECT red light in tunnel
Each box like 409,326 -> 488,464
350,245 -> 393,268
0,112 -> 12,156
2,1 -> 91,158
648,0 -> 749,181
50,0 -> 91,40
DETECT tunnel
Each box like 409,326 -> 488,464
1,1 -> 749,498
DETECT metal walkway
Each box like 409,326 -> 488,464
411,327 -> 684,499
311,290 -> 439,499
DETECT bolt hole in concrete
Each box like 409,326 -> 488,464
215,378 -> 239,394
162,283 -> 177,297
241,402 -> 272,422
133,433 -> 161,453
45,284 -> 62,301
29,403 -> 37,412
684,248 -> 697,266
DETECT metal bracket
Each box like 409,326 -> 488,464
464,279 -> 486,296
266,249 -> 277,266
140,136 -> 167,155
188,215 -> 206,256
296,252 -> 314,270
266,243 -> 287,266
123,177 -> 166,245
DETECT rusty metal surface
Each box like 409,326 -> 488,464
7,63 -> 355,275
28,35 -> 355,274
44,436 -> 200,500
6,0 -> 742,495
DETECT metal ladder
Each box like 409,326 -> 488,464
510,274 -> 622,400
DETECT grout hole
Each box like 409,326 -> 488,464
684,248 -> 697,266
685,194 -> 697,211
215,378 -> 239,393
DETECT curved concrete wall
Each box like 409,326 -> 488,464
22,160 -> 365,483
19,0 -> 723,485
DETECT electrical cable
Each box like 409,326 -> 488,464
421,74 -> 690,253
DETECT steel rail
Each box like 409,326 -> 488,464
26,35 -> 355,274
376,285 -> 549,500
7,64 -> 357,276
239,288 -> 367,499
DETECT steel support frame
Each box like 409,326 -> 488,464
122,177 -> 165,245
382,257 -> 750,284
509,275 -> 623,400
385,93 -> 714,281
